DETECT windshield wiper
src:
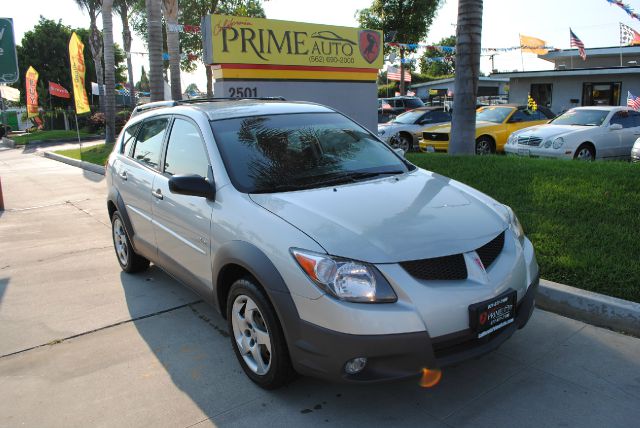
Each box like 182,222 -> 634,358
251,170 -> 405,194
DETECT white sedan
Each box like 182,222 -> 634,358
504,106 -> 640,161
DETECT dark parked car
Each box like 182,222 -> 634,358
378,96 -> 425,123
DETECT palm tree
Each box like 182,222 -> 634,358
74,0 -> 104,110
146,0 -> 164,101
102,0 -> 116,143
448,0 -> 483,155
115,0 -> 136,108
163,0 -> 182,100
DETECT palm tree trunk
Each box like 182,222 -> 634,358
88,17 -> 105,112
206,65 -> 213,98
146,0 -> 165,101
118,3 -> 136,108
163,0 -> 182,100
449,0 -> 483,155
102,0 -> 116,143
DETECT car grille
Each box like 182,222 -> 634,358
400,231 -> 505,281
476,231 -> 505,268
517,136 -> 542,146
423,132 -> 449,141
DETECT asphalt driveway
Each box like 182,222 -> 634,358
0,145 -> 638,427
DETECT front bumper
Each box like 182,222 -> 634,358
504,144 -> 573,159
278,275 -> 539,383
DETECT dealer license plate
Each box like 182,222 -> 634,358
469,290 -> 517,338
518,148 -> 530,156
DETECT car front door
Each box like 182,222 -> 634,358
114,117 -> 169,257
607,111 -> 638,159
152,116 -> 214,294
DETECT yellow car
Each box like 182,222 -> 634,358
419,105 -> 555,154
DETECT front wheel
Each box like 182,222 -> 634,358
227,278 -> 295,389
574,143 -> 595,161
391,133 -> 413,152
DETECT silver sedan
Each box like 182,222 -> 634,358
377,106 -> 452,152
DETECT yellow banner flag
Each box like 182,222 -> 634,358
519,34 -> 548,55
25,66 -> 39,118
68,32 -> 90,114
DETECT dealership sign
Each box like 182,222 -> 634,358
202,15 -> 383,81
0,18 -> 19,84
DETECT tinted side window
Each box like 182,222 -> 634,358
510,109 -> 539,123
628,110 -> 640,127
132,118 -> 169,170
120,122 -> 141,156
404,98 -> 425,109
430,110 -> 452,122
610,111 -> 635,128
164,119 -> 209,177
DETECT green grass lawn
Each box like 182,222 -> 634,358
12,130 -> 94,145
55,143 -> 114,166
407,153 -> 640,303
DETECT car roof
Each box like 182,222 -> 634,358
131,98 -> 336,121
570,106 -> 628,111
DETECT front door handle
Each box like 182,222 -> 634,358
151,188 -> 163,200
119,171 -> 127,181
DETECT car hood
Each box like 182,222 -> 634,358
249,170 -> 508,264
377,122 -> 408,133
514,124 -> 589,139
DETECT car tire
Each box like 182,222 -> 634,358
227,277 -> 295,390
475,136 -> 495,155
111,211 -> 150,273
573,143 -> 595,161
394,133 -> 413,152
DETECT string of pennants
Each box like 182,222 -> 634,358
385,42 -> 555,53
606,0 -> 640,21
166,23 -> 201,33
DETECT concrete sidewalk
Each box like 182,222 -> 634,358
1,148 -> 639,428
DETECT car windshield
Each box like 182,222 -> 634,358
476,107 -> 513,123
550,109 -> 609,126
211,112 -> 411,193
392,110 -> 424,124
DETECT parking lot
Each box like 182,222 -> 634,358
1,146 -> 639,428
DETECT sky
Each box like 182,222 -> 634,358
7,0 -> 640,91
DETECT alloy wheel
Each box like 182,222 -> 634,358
476,139 -> 492,155
112,217 -> 129,266
575,147 -> 594,161
231,295 -> 272,375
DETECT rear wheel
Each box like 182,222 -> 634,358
475,136 -> 495,155
111,211 -> 150,273
227,278 -> 295,389
574,143 -> 595,161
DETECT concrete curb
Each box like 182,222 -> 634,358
537,279 -> 640,337
43,151 -> 105,176
15,136 -> 104,147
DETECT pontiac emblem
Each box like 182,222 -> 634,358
359,30 -> 381,64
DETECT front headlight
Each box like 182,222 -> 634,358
507,134 -> 517,145
552,137 -> 564,149
543,139 -> 552,148
291,249 -> 397,303
504,205 -> 524,241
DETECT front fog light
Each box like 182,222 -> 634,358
345,357 -> 367,374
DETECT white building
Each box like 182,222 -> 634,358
492,46 -> 640,114
409,77 -> 509,102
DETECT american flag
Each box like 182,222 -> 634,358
570,28 -> 587,61
387,66 -> 411,82
620,23 -> 640,45
627,91 -> 640,110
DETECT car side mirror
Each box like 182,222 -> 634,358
168,174 -> 215,200
609,123 -> 623,131
419,120 -> 431,125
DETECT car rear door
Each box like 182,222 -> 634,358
607,111 -> 637,159
114,116 -> 170,257
619,110 -> 640,158
151,116 -> 214,294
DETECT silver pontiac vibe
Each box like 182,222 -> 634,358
106,99 -> 539,389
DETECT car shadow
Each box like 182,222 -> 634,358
0,277 -> 8,307
118,262 -> 556,425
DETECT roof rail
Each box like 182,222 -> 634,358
178,96 -> 286,104
130,97 -> 287,117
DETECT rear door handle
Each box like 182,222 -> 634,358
151,188 -> 163,200
119,171 -> 127,181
